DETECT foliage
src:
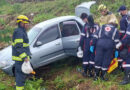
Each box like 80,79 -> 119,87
25,77 -> 45,90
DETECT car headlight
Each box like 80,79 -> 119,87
0,61 -> 8,68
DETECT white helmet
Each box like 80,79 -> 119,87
127,11 -> 130,24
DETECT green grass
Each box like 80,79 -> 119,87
0,58 -> 130,90
0,0 -> 130,43
0,0 -> 130,89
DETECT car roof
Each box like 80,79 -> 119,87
34,16 -> 81,29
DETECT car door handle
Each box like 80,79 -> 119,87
55,42 -> 60,45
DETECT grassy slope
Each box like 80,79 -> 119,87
0,0 -> 130,90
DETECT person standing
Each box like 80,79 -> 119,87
94,20 -> 120,81
116,11 -> 130,85
118,5 -> 128,39
117,5 -> 128,65
78,14 -> 100,77
97,4 -> 118,26
12,15 -> 31,90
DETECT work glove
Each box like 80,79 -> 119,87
116,42 -> 122,49
115,50 -> 119,58
77,47 -> 83,58
90,46 -> 94,53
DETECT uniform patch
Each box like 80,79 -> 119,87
105,26 -> 111,32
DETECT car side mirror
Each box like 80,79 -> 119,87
36,41 -> 42,47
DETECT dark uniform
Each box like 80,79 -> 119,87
79,23 -> 100,76
94,24 -> 120,80
119,24 -> 130,84
121,24 -> 130,70
118,14 -> 128,69
119,15 -> 128,38
12,25 -> 31,89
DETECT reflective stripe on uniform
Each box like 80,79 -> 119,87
112,28 -> 117,40
95,66 -> 101,69
12,56 -> 22,61
101,67 -> 108,71
99,28 -> 102,38
114,39 -> 120,42
19,52 -> 27,59
119,30 -> 125,33
93,35 -> 98,38
118,59 -> 123,62
12,39 -> 23,46
122,64 -> 130,67
12,42 -> 29,47
23,43 -> 29,47
126,31 -> 130,35
89,61 -> 95,64
14,39 -> 23,44
80,33 -> 85,36
16,86 -> 24,90
83,62 -> 88,64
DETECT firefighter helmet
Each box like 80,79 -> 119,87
98,4 -> 107,11
17,15 -> 30,24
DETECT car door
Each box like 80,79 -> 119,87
31,25 -> 65,68
59,20 -> 81,56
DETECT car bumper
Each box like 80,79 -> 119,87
1,64 -> 14,76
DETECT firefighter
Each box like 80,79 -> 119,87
94,20 -> 120,81
78,14 -> 100,77
116,11 -> 130,85
12,15 -> 31,90
97,4 -> 118,26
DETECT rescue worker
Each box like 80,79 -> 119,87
78,13 -> 88,77
116,11 -> 130,85
94,20 -> 120,81
118,5 -> 128,39
97,4 -> 118,26
12,15 -> 31,90
117,5 -> 128,65
78,14 -> 100,77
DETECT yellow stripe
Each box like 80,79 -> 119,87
23,43 -> 29,47
16,86 -> 24,90
12,56 -> 22,61
14,39 -> 23,44
19,52 -> 27,59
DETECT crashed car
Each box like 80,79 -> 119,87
0,1 -> 96,76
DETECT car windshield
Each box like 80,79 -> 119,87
28,27 -> 42,44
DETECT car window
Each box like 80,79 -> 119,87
60,21 -> 79,37
76,21 -> 83,31
37,25 -> 60,45
28,27 -> 42,44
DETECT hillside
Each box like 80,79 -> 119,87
0,0 -> 130,90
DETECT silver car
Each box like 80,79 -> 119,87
0,16 -> 84,76
0,1 -> 96,76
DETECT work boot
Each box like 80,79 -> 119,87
94,69 -> 100,81
100,70 -> 108,81
120,70 -> 130,85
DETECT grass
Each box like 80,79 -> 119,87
0,0 -> 130,89
0,0 -> 130,43
0,58 -> 130,90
